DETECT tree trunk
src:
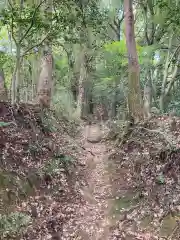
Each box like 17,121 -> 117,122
77,26 -> 94,120
11,0 -> 24,104
16,46 -> 21,102
77,45 -> 89,118
31,53 -> 40,101
65,45 -> 79,102
11,61 -> 18,104
111,78 -> 119,119
124,0 -> 143,122
0,69 -> 8,101
11,51 -> 21,104
78,47 -> 94,119
143,81 -> 152,119
159,34 -> 173,112
37,0 -> 53,108
159,33 -> 180,112
37,46 -> 53,108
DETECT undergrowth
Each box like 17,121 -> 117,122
0,212 -> 31,238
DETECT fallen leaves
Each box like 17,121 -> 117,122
0,102 -> 88,239
108,116 -> 180,239
2,101 -> 180,239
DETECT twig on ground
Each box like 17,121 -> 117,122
81,145 -> 95,156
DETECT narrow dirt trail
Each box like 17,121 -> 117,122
73,125 -> 113,240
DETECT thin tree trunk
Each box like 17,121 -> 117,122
0,69 -> 8,101
16,46 -> 21,102
111,77 -> 119,119
31,53 -> 40,101
11,0 -> 24,104
65,45 -> 79,102
11,62 -> 18,104
159,34 -> 173,112
159,33 -> 180,112
77,45 -> 88,118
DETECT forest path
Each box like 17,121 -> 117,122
74,124 -> 114,240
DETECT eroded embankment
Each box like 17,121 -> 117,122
0,102 -> 88,239
106,116 -> 180,239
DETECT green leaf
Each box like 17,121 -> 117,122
156,174 -> 165,184
0,121 -> 13,127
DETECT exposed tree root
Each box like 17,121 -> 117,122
136,126 -> 174,147
116,118 -> 135,147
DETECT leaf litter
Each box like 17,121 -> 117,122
1,101 -> 180,239
107,115 -> 180,239
0,102 -> 88,239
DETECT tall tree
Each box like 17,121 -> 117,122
124,0 -> 143,121
3,0 -> 56,104
76,0 -> 102,119
37,0 -> 53,108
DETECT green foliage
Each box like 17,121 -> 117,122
56,154 -> 74,168
0,52 -> 9,67
156,174 -> 165,185
0,0 -> 179,116
0,121 -> 13,127
28,142 -> 41,156
54,53 -> 70,88
52,86 -> 77,120
168,97 -> 180,116
0,32 -> 14,88
104,40 -> 144,65
0,212 -> 31,238
41,112 -> 58,133
42,155 -> 74,176
43,158 -> 62,176
104,40 -> 126,54
156,0 -> 180,31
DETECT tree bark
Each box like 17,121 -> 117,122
65,45 -> 79,102
159,33 -> 180,112
77,45 -> 89,118
37,46 -> 53,108
77,24 -> 94,119
0,69 -> 8,101
11,0 -> 24,103
37,0 -> 53,108
124,0 -> 143,121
